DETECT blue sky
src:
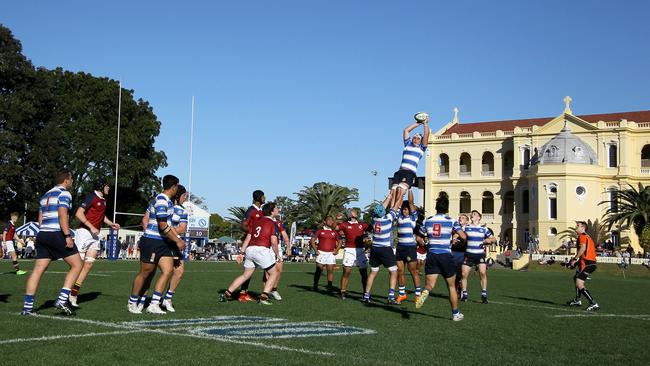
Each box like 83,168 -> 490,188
3,0 -> 649,216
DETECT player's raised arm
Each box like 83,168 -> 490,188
403,122 -> 421,140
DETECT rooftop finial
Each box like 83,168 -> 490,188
453,107 -> 459,124
563,95 -> 572,114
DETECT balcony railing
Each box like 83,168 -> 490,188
481,170 -> 495,177
438,172 -> 449,178
459,171 -> 472,177
482,213 -> 494,221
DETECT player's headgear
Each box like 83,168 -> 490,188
373,204 -> 386,218
95,179 -> 110,191
413,133 -> 422,140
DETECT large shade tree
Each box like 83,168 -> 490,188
293,182 -> 358,229
601,183 -> 650,252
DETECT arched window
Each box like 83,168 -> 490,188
642,145 -> 650,172
549,227 -> 557,236
438,154 -> 449,176
460,191 -> 471,214
607,187 -> 618,213
459,153 -> 472,176
482,191 -> 494,214
522,147 -> 531,170
481,152 -> 494,176
522,189 -> 529,214
608,144 -> 618,168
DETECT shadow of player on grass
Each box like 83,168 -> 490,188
502,294 -> 563,306
0,294 -> 10,303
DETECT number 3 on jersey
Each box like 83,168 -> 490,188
430,223 -> 442,238
253,226 -> 261,238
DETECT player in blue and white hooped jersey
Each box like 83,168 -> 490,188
160,185 -> 189,313
389,118 -> 431,208
415,192 -> 467,321
461,210 -> 496,304
395,190 -> 421,304
128,175 -> 185,315
22,169 -> 83,316
363,190 -> 399,304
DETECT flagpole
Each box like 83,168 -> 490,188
188,95 -> 195,203
113,81 -> 122,224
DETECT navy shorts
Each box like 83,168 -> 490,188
452,251 -> 465,267
396,246 -> 418,263
35,231 -> 79,260
463,252 -> 487,267
369,246 -> 397,268
391,169 -> 416,189
425,252 -> 457,279
140,237 -> 173,264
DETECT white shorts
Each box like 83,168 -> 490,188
5,240 -> 16,253
417,252 -> 427,261
342,247 -> 368,268
74,228 -> 101,254
244,246 -> 276,270
316,251 -> 336,265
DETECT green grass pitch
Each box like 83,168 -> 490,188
1,260 -> 649,365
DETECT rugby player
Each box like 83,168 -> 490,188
22,169 -> 82,316
266,204 -> 290,300
415,192 -> 467,321
389,118 -> 430,208
3,212 -> 27,275
395,190 -> 421,304
460,210 -> 496,304
363,190 -> 399,304
310,216 -> 341,293
127,175 -> 185,314
237,189 -> 266,302
220,202 -> 281,305
337,208 -> 369,300
162,185 -> 189,313
452,214 -> 469,298
69,181 -> 120,308
566,221 -> 599,311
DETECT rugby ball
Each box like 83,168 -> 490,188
414,112 -> 429,123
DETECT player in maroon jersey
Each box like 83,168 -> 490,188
2,212 -> 27,275
237,189 -> 265,302
337,208 -> 369,300
310,216 -> 341,293
220,202 -> 281,305
69,181 -> 120,307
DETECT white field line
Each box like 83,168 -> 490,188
550,314 -> 650,320
490,300 -> 582,313
0,330 -> 141,345
14,314 -> 335,357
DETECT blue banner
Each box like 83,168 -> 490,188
107,229 -> 119,261
183,236 -> 191,261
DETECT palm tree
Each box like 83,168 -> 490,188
294,182 -> 359,228
226,206 -> 247,238
558,218 -> 609,249
600,182 -> 650,252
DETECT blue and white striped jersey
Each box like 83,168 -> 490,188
371,209 -> 398,247
144,193 -> 173,240
39,185 -> 72,232
397,212 -> 417,247
421,214 -> 462,254
400,138 -> 426,173
465,224 -> 491,254
171,204 -> 188,228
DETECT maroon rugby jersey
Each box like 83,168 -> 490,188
248,216 -> 277,248
337,221 -> 368,249
3,221 -> 16,241
78,192 -> 107,230
315,228 -> 339,252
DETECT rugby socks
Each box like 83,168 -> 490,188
57,288 -> 71,305
415,287 -> 422,296
313,267 -> 323,289
13,260 -> 20,272
575,287 -> 581,301
462,290 -> 468,298
138,295 -> 147,305
580,288 -> 595,304
452,308 -> 460,316
388,288 -> 396,300
164,291 -> 174,301
481,289 -> 487,298
128,294 -> 139,305
23,294 -> 35,313
240,278 -> 251,292
359,268 -> 368,293
398,286 -> 406,297
71,282 -> 81,297
151,291 -> 163,305
363,292 -> 370,301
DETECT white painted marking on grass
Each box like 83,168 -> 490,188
0,330 -> 141,345
14,314 -> 337,357
490,300 -> 580,313
550,314 -> 650,320
122,315 -> 285,327
188,321 -> 376,339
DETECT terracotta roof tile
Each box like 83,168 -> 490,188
441,110 -> 650,135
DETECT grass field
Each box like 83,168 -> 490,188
1,259 -> 649,365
